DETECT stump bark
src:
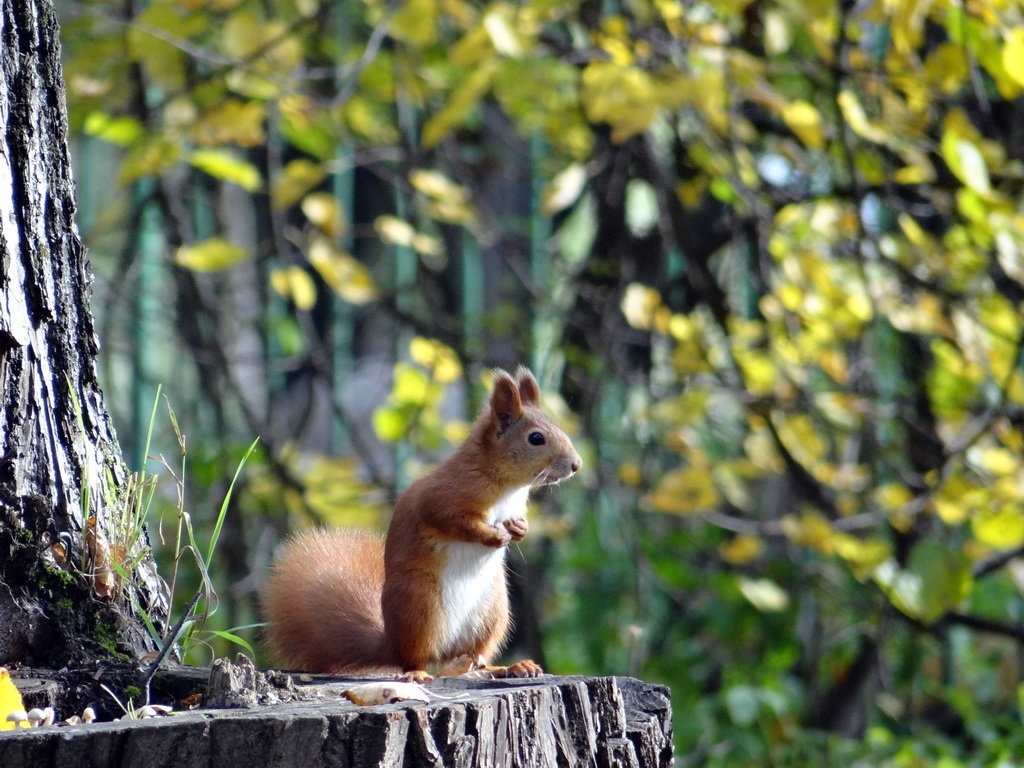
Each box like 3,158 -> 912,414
0,668 -> 672,768
0,0 -> 168,668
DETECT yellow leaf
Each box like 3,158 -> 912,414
301,193 -> 345,238
421,62 -> 497,149
192,100 -> 266,147
394,363 -> 434,405
621,283 -> 662,330
734,347 -> 777,396
925,43 -> 968,94
271,266 -> 318,310
782,101 -> 824,150
0,668 -> 27,730
374,216 -> 442,256
720,535 -> 764,565
738,578 -> 789,612
969,446 -> 1018,476
272,159 -> 327,210
175,238 -> 248,272
774,413 -> 827,466
223,12 -> 301,67
942,131 -> 992,195
223,11 -> 263,58
189,149 -> 262,191
483,3 -> 529,56
933,473 -> 982,525
972,507 -> 1024,550
373,407 -> 409,442
390,0 -> 439,47
541,163 -> 587,216
837,90 -> 890,144
307,238 -> 377,304
410,169 -> 467,202
781,511 -> 834,553
833,534 -> 891,580
1003,27 -> 1024,87
83,111 -> 144,146
619,461 -> 643,486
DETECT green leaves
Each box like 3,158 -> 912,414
874,542 -> 973,625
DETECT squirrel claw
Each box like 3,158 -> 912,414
399,669 -> 434,684
476,659 -> 544,679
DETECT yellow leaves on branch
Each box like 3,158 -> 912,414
372,342 -> 464,447
409,337 -> 462,383
374,216 -> 443,258
409,169 -> 477,225
580,61 -> 697,143
645,459 -> 719,516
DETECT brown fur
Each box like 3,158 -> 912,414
262,367 -> 581,676
263,529 -> 391,672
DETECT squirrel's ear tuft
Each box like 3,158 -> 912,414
515,366 -> 540,406
489,370 -> 522,436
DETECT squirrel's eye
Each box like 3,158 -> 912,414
528,431 -> 546,446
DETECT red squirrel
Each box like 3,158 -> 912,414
263,367 -> 581,682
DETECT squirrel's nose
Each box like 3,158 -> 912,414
570,455 -> 582,474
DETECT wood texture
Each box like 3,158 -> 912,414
0,0 -> 167,667
0,673 -> 672,767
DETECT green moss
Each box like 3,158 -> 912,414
40,566 -> 76,589
55,598 -> 73,612
92,612 -> 129,660
124,685 -> 142,703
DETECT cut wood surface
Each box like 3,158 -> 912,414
0,669 -> 672,768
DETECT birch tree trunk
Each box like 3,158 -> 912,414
0,0 -> 167,666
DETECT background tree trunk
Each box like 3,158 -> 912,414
0,0 -> 167,666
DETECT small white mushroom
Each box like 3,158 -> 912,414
138,705 -> 158,719
150,704 -> 173,714
41,707 -> 55,727
26,708 -> 46,727
81,707 -> 96,723
64,715 -> 81,725
6,710 -> 28,727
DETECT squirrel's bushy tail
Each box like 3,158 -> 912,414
263,528 -> 392,672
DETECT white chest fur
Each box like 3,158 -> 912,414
437,486 -> 530,655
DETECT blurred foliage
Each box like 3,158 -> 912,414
58,0 -> 1024,761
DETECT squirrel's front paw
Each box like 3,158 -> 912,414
503,516 -> 529,542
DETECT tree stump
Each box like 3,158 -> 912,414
0,665 -> 672,768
